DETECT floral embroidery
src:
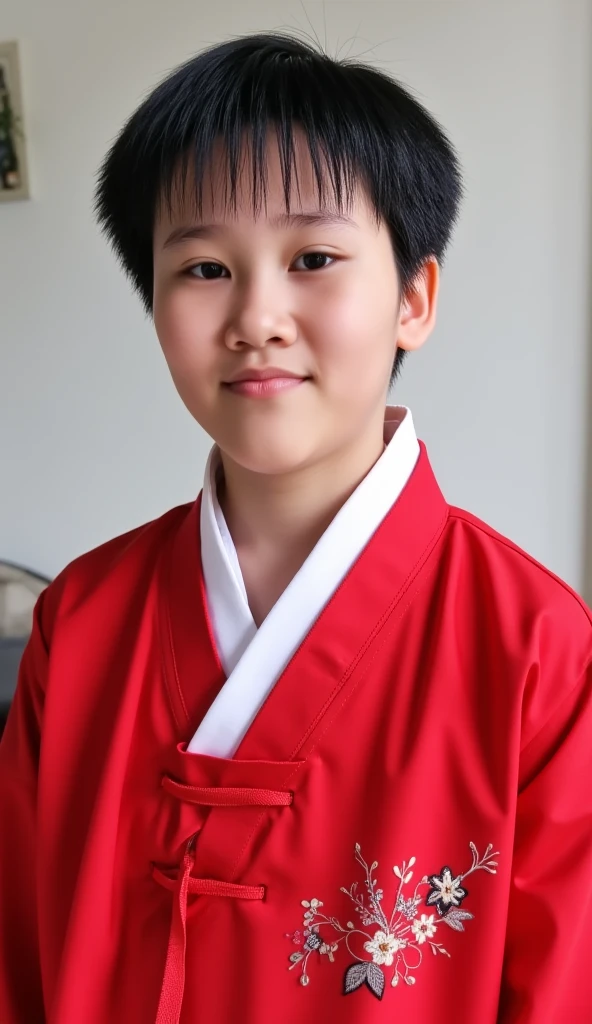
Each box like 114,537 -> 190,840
425,866 -> 468,915
286,841 -> 499,998
411,913 -> 437,944
363,930 -> 405,966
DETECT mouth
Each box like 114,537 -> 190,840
223,376 -> 310,399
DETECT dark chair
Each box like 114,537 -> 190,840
0,561 -> 51,737
0,637 -> 28,736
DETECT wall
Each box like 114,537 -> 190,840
0,0 -> 591,591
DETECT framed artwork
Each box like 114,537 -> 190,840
0,40 -> 30,202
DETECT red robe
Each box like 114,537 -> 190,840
1,441 -> 591,1023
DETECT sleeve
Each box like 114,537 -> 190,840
498,653 -> 592,1022
0,589 -> 49,1022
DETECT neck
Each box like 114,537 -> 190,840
216,416 -> 388,622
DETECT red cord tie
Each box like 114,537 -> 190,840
153,779 -> 293,1023
161,776 -> 294,807
154,836 -> 196,1024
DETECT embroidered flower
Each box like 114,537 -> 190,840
286,841 -> 499,999
363,930 -> 405,966
425,867 -> 468,916
304,931 -> 323,952
411,914 -> 437,944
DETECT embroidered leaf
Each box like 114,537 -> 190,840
370,861 -> 378,871
404,975 -> 416,985
442,909 -> 474,932
391,972 -> 400,986
408,856 -> 416,868
366,963 -> 385,1000
396,894 -> 420,921
393,865 -> 402,878
289,952 -> 304,964
344,962 -> 368,995
403,871 -> 413,884
346,922 -> 354,929
301,900 -> 311,908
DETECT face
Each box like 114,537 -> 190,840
152,128 -> 432,476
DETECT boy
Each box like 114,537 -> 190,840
1,29 -> 591,1024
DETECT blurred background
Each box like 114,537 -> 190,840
1,0 -> 591,730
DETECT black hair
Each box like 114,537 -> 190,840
94,31 -> 463,387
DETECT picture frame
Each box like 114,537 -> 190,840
0,40 -> 30,202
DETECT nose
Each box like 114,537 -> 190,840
223,272 -> 298,352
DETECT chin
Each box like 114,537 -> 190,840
219,435 -> 316,478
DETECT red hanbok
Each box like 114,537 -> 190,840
1,439 -> 591,1023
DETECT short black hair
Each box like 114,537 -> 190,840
94,31 -> 463,387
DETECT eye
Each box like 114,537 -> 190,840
292,252 -> 336,272
184,252 -> 337,280
185,262 -> 228,280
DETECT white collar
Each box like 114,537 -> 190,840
191,406 -> 420,757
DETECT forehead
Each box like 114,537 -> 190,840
154,126 -> 372,233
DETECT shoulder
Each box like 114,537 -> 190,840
443,504 -> 592,747
37,500 -> 196,641
445,503 -> 591,631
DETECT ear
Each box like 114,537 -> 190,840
396,257 -> 440,353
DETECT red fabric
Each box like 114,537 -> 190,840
1,442 -> 591,1023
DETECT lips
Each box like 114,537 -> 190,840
224,367 -> 307,384
224,376 -> 308,398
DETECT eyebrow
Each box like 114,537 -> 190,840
162,211 -> 359,248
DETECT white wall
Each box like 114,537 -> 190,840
1,0 -> 591,591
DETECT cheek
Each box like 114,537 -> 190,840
153,293 -> 221,423
154,290 -> 211,374
313,277 -> 396,376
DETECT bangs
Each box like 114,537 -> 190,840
150,42 -> 386,232
158,118 -> 369,231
